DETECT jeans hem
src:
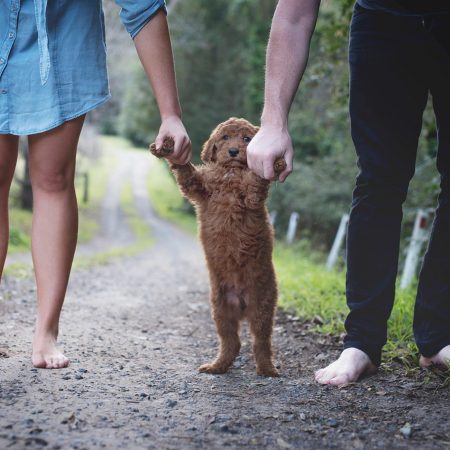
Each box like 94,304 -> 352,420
343,341 -> 382,367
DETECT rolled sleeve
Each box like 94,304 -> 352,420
117,0 -> 167,39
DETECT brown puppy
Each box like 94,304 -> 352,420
151,118 -> 284,377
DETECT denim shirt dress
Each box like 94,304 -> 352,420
0,0 -> 167,135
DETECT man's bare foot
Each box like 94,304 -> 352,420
314,348 -> 377,386
32,333 -> 69,369
419,345 -> 450,369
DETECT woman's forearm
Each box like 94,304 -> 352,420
261,0 -> 321,128
133,10 -> 181,120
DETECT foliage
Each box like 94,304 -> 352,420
103,0 -> 440,245
147,159 -> 198,235
8,209 -> 32,252
118,64 -> 161,147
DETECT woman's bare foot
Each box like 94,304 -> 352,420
32,333 -> 69,369
314,348 -> 377,386
419,345 -> 450,369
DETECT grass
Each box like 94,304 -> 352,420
8,209 -> 32,252
274,242 -> 419,365
147,158 -> 197,235
3,261 -> 34,279
274,243 -> 347,335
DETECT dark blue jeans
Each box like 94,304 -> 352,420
345,4 -> 450,366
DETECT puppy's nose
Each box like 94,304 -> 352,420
228,148 -> 239,157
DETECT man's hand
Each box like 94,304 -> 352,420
154,115 -> 192,165
247,125 -> 293,182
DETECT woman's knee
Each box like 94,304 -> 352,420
31,166 -> 75,193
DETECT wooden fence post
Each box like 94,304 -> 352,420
400,209 -> 431,289
326,213 -> 349,270
286,212 -> 299,245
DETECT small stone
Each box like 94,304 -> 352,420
277,437 -> 292,449
166,399 -> 177,408
328,418 -> 338,428
400,423 -> 412,438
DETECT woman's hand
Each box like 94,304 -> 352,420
154,115 -> 192,165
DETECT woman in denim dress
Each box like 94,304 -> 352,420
0,0 -> 191,369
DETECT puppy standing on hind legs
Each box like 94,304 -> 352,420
150,118 -> 286,377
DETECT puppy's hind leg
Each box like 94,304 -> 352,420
248,294 -> 279,378
199,293 -> 242,375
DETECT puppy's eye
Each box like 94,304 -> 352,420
222,135 -> 229,141
243,136 -> 252,143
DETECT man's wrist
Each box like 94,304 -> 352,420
260,108 -> 288,130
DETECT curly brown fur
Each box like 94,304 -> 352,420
152,118 -> 280,377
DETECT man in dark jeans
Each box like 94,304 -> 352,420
247,0 -> 450,385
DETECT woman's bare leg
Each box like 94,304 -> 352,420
28,116 -> 85,369
0,135 -> 19,279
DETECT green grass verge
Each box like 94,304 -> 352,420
8,209 -> 32,252
274,242 -> 419,365
2,261 -> 34,279
147,158 -> 197,235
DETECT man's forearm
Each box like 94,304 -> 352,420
134,10 -> 182,120
262,0 -> 320,127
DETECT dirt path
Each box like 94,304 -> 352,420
0,145 -> 448,450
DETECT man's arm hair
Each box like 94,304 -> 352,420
261,0 -> 321,128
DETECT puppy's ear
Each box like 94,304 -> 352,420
201,137 -> 217,163
252,125 -> 260,137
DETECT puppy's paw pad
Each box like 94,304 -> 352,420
198,363 -> 228,374
149,138 -> 174,158
256,366 -> 280,378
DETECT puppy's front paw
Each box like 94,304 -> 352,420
198,363 -> 228,374
256,365 -> 280,378
149,137 -> 174,158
